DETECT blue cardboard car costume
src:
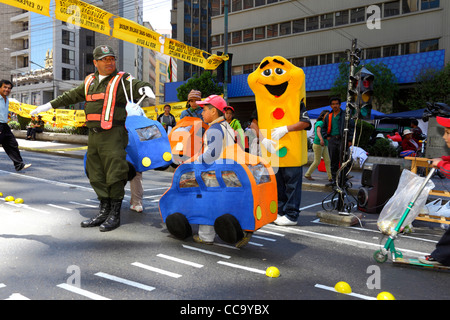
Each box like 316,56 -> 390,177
125,115 -> 172,171
159,144 -> 278,244
84,115 -> 172,176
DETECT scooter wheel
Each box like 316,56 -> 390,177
374,250 -> 388,263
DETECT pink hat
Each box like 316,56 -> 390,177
197,95 -> 227,112
437,116 -> 450,128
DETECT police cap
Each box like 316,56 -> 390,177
93,45 -> 116,60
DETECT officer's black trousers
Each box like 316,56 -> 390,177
86,126 -> 129,200
0,123 -> 26,171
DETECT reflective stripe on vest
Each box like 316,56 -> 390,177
84,72 -> 126,130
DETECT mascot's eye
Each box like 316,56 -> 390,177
262,69 -> 272,77
275,68 -> 286,75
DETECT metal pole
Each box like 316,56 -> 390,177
223,0 -> 229,102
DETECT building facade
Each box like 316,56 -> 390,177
165,0 -> 447,121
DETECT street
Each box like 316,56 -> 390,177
0,145 -> 449,303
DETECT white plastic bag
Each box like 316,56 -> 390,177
419,198 -> 442,215
377,169 -> 435,235
436,201 -> 450,218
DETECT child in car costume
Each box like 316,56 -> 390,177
247,56 -> 311,226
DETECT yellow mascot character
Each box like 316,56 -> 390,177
247,56 -> 308,167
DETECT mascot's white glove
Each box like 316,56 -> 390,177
126,102 -> 145,117
138,86 -> 155,99
261,138 -> 277,154
30,102 -> 52,115
271,125 -> 288,141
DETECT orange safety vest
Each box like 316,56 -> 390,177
84,72 -> 125,130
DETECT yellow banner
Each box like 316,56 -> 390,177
112,17 -> 162,52
55,0 -> 113,36
143,101 -> 187,122
4,0 -> 226,70
9,101 -> 86,128
0,0 -> 51,16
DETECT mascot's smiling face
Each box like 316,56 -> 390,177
248,56 -> 305,103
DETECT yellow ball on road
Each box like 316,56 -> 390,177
14,198 -> 24,204
334,281 -> 352,294
0,192 -> 3,197
5,196 -> 14,202
377,292 -> 395,300
266,266 -> 280,278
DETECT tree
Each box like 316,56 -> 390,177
330,61 -> 398,114
406,63 -> 450,109
176,71 -> 223,101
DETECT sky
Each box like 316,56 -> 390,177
142,0 -> 172,31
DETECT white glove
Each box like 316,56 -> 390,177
138,86 -> 155,99
271,126 -> 288,140
126,102 -> 145,117
261,138 -> 277,154
30,102 -> 52,115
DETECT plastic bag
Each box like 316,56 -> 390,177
419,198 -> 442,215
377,169 -> 435,235
436,201 -> 450,218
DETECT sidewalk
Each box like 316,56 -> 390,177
17,138 -> 87,159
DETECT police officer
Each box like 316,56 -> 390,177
31,45 -> 153,232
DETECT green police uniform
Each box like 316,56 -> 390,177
50,69 -> 149,200
49,45 -> 151,231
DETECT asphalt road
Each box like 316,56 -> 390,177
0,147 -> 449,305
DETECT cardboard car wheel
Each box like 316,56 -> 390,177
214,214 -> 244,244
166,213 -> 192,240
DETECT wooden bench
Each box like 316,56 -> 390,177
405,156 -> 450,225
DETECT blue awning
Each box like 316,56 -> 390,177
164,50 -> 445,103
373,109 -> 425,120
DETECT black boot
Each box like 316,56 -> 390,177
81,198 -> 111,228
99,199 -> 122,232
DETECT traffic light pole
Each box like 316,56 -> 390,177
322,39 -> 360,213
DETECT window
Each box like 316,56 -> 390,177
267,24 -> 278,38
135,125 -> 162,141
180,171 -> 199,188
255,27 -> 265,40
211,0 -> 220,16
247,164 -> 270,184
243,29 -> 253,42
201,171 -> 220,187
421,0 -> 439,10
402,0 -> 419,13
401,41 -> 418,55
420,38 -> 439,52
365,47 -> 382,59
306,16 -> 319,31
62,49 -> 75,65
305,55 -> 318,66
320,54 -> 333,65
62,68 -> 74,80
292,19 -> 305,33
383,45 -> 399,57
334,52 -> 347,63
243,64 -> 255,74
243,0 -> 253,9
384,1 -> 400,17
232,31 -> 242,44
350,7 -> 365,23
279,22 -> 291,36
222,171 -> 242,187
211,35 -> 221,47
62,30 -> 75,46
335,10 -> 349,26
254,0 -> 265,6
231,0 -> 242,12
320,13 -> 333,28
291,57 -> 304,68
